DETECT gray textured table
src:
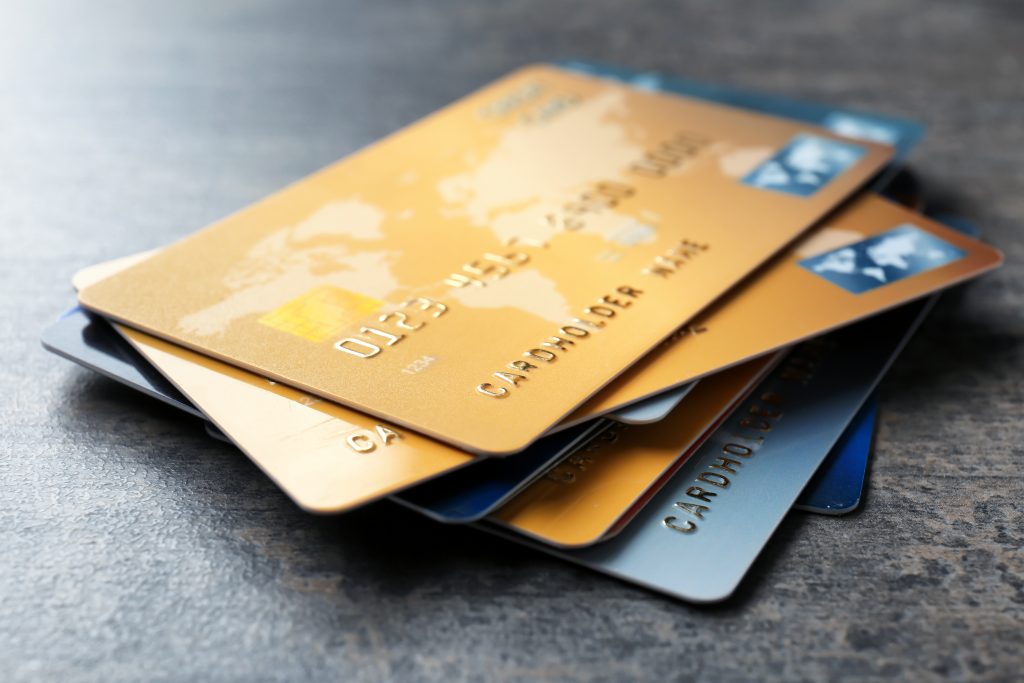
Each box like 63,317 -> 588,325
2,1 -> 1022,681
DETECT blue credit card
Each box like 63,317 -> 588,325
793,393 -> 877,514
560,61 -> 925,162
480,295 -> 939,602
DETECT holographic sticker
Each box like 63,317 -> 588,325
743,134 -> 865,197
800,224 -> 966,294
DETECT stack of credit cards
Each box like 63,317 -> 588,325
43,63 -> 1003,602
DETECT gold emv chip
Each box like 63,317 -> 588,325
259,285 -> 383,343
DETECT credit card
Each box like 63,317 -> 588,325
489,354 -> 779,548
41,306 -> 203,419
67,66 -> 918,432
571,193 -> 1001,419
793,393 -> 876,514
392,420 -> 610,523
78,64 -> 892,454
479,296 -> 938,601
608,382 -> 696,424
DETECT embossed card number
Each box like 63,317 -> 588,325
334,296 -> 448,359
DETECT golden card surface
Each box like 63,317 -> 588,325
571,193 -> 1004,418
78,64 -> 892,453
491,355 -> 779,548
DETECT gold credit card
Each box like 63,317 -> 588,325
78,64 -> 892,454
569,193 -> 1004,419
490,354 -> 779,548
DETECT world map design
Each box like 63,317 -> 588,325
799,224 -> 965,294
742,134 -> 865,197
175,89 -> 736,337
